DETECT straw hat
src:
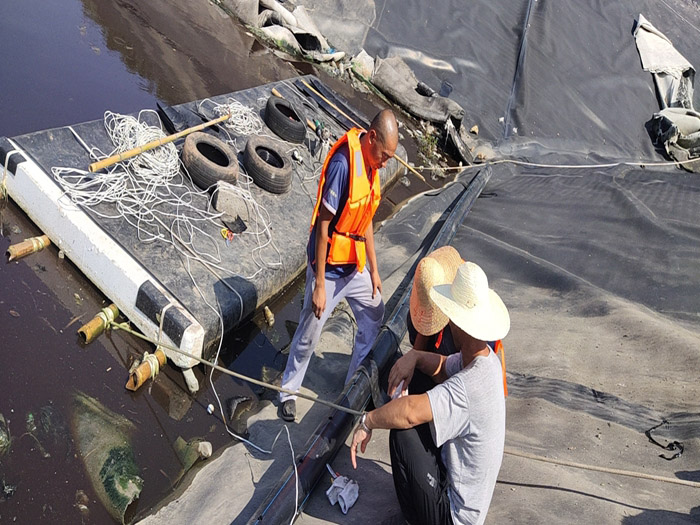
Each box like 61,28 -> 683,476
429,261 -> 510,341
409,246 -> 463,336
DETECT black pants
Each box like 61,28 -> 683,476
389,370 -> 453,525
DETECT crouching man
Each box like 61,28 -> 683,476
350,261 -> 510,525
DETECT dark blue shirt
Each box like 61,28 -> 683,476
307,144 -> 356,279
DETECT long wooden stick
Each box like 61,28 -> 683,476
299,79 -> 427,183
88,113 -> 231,172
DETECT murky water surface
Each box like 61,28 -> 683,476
0,0 -> 437,522
0,0 -> 306,521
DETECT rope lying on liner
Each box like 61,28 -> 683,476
410,155 -> 700,172
198,97 -> 264,136
109,320 -> 364,417
53,111 -> 282,284
110,322 -> 698,489
503,447 -> 700,488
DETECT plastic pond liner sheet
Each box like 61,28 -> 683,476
355,0 -> 700,156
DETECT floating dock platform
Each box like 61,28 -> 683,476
0,75 -> 405,390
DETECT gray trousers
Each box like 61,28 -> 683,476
279,265 -> 384,402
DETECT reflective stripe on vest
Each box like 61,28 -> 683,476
310,128 -> 381,272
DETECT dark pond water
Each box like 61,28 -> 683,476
0,0 -> 441,521
0,195 -> 305,523
0,0 -> 437,522
0,0 -> 307,522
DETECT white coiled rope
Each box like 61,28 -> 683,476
199,97 -> 264,136
51,110 -> 281,280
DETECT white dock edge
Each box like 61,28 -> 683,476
4,139 -> 205,381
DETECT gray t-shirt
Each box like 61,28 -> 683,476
426,349 -> 506,525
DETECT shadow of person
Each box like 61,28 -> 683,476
675,470 -> 700,483
621,506 -> 700,524
229,390 -> 338,525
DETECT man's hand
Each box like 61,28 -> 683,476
350,427 -> 372,469
312,280 -> 326,319
388,350 -> 418,397
370,268 -> 382,299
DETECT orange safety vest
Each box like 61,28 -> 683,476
434,330 -> 508,397
493,339 -> 508,397
310,128 -> 381,273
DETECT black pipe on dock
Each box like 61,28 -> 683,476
249,168 -> 492,524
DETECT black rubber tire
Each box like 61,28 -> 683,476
243,136 -> 293,194
182,132 -> 238,191
264,96 -> 306,144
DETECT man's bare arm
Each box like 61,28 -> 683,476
312,206 -> 333,319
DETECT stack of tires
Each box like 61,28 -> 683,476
241,95 -> 307,194
182,94 -> 307,195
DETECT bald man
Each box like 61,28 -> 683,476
279,110 -> 399,421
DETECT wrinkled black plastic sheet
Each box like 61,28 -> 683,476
461,163 -> 700,328
366,0 -> 700,160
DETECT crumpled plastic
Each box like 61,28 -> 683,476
326,475 -> 359,514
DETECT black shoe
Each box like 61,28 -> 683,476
281,400 -> 296,422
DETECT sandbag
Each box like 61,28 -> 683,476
651,107 -> 700,173
71,392 -> 143,524
373,56 -> 465,124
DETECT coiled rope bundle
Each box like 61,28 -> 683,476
51,110 -> 281,279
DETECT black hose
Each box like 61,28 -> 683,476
248,167 -> 492,524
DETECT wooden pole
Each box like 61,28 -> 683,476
88,113 -> 231,173
299,79 -> 427,183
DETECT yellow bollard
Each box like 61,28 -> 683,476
125,348 -> 167,391
78,304 -> 119,344
6,235 -> 51,261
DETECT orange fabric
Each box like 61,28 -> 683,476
493,340 -> 508,397
310,128 -> 381,272
434,329 -> 444,350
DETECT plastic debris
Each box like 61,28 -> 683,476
0,413 -> 11,456
326,474 -> 359,514
74,489 -> 90,518
197,441 -> 212,458
469,125 -> 479,135
24,404 -> 70,460
1,478 -> 16,500
173,437 -> 212,484
72,392 -> 143,524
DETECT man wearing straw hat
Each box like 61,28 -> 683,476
350,261 -> 509,525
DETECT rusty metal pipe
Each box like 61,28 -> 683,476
77,304 -> 119,344
6,235 -> 51,261
125,349 -> 167,391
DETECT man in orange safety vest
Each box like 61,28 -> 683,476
279,109 -> 399,421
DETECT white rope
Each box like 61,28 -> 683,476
52,111 -> 282,280
142,352 -> 161,379
412,155 -> 700,172
199,97 -> 263,136
155,302 -> 176,352
184,258 -> 300,522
